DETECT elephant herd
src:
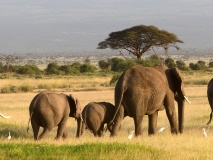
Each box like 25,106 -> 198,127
2,65 -> 212,140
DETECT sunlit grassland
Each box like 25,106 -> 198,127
0,75 -> 113,93
1,84 -> 213,159
184,70 -> 213,85
0,70 -> 212,93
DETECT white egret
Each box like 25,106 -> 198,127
8,132 -> 11,140
158,126 -> 167,133
202,128 -> 207,137
128,131 -> 134,139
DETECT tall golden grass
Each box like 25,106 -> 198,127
0,84 -> 213,158
0,76 -> 113,92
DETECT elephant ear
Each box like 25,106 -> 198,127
170,67 -> 185,97
69,94 -> 82,118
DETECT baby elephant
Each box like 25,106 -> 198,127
207,78 -> 213,125
27,91 -> 82,140
81,102 -> 115,137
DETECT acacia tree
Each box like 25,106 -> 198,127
97,25 -> 183,59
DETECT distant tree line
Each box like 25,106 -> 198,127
0,55 -> 212,77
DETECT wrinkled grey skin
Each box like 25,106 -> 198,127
207,78 -> 213,125
27,91 -> 82,140
111,65 -> 188,137
80,102 -> 115,137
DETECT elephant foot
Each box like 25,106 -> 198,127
171,128 -> 178,134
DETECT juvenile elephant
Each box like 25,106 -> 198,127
27,91 -> 82,140
80,102 -> 115,137
207,78 -> 213,125
110,65 -> 190,137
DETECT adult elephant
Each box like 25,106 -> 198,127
110,65 -> 190,137
0,113 -> 11,119
80,102 -> 116,137
27,91 -> 82,140
207,78 -> 213,125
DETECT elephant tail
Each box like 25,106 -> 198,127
108,76 -> 126,129
27,110 -> 33,134
27,95 -> 39,134
206,110 -> 213,125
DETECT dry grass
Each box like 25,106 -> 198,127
0,76 -> 113,92
1,86 -> 213,159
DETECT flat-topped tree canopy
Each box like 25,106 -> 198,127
97,25 -> 183,59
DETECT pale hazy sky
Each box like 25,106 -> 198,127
0,0 -> 213,55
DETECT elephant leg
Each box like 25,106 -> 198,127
94,132 -> 99,137
148,111 -> 158,135
62,127 -> 68,139
56,117 -> 69,140
133,115 -> 144,137
165,100 -> 178,134
76,118 -> 83,138
97,124 -> 104,137
111,107 -> 125,137
31,120 -> 40,140
38,128 -> 51,140
81,122 -> 86,136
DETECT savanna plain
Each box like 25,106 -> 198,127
0,72 -> 213,160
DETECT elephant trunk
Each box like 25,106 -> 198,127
178,98 -> 185,134
76,116 -> 82,138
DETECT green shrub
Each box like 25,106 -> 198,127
45,62 -> 61,75
1,85 -> 15,93
1,85 -> 33,93
116,59 -> 136,72
108,58 -> 125,72
110,74 -> 120,85
71,62 -> 81,74
150,54 -> 162,60
18,85 -> 33,92
209,61 -> 213,68
59,65 -> 71,74
176,60 -> 190,71
80,63 -> 96,73
165,58 -> 176,68
189,62 -> 204,70
98,60 -> 111,70
16,65 -> 42,75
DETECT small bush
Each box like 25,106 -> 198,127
59,65 -> 81,75
208,61 -> 213,68
165,58 -> 176,68
16,65 -> 42,75
1,85 -> 33,93
1,85 -> 15,93
108,58 -> 125,72
45,62 -> 61,75
80,63 -> 96,73
176,60 -> 190,71
98,60 -> 111,70
110,74 -> 120,85
18,85 -> 33,92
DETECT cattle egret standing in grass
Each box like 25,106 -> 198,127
8,132 -> 11,140
128,131 -> 134,139
158,126 -> 167,133
202,128 -> 207,137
